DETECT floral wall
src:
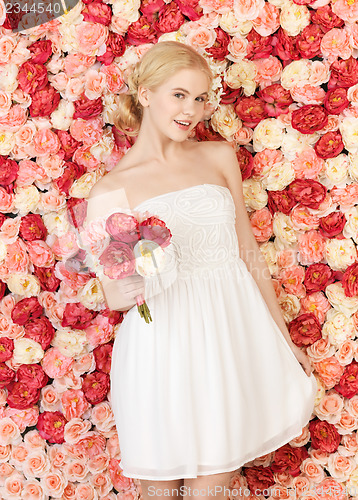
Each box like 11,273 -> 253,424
0,0 -> 358,498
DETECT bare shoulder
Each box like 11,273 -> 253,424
197,140 -> 239,181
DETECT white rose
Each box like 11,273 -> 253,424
325,238 -> 357,271
309,60 -> 331,86
42,208 -> 71,238
342,207 -> 358,244
319,154 -> 349,189
77,277 -> 105,310
281,60 -> 311,90
102,94 -> 122,125
219,11 -> 252,36
279,293 -> 301,323
262,161 -> 295,191
111,0 -> 141,22
273,212 -> 298,248
50,99 -> 75,131
253,118 -> 284,152
242,178 -> 268,210
268,0 -> 290,7
90,127 -> 115,162
51,328 -> 87,358
259,241 -> 278,276
322,308 -> 356,347
225,59 -> 257,96
281,130 -> 319,160
340,117 -> 358,154
13,338 -> 44,364
58,22 -> 80,54
69,170 -> 104,199
7,273 -> 40,297
0,240 -> 6,261
13,185 -> 40,216
210,104 -> 242,141
280,1 -> 310,36
325,283 -> 358,318
348,152 -> 358,182
0,64 -> 18,92
0,131 -> 15,155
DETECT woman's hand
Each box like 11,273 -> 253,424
290,344 -> 313,378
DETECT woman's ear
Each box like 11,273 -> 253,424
138,85 -> 150,107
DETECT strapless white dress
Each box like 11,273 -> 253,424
109,183 -> 318,481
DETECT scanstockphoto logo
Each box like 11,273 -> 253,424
1,0 -> 79,32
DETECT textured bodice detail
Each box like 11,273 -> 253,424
135,184 -> 241,279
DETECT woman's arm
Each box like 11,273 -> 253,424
218,143 -> 313,376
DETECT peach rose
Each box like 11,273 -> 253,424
41,347 -> 73,379
25,240 -> 55,268
63,53 -> 96,78
276,249 -> 297,269
87,452 -> 110,474
227,34 -> 248,61
90,402 -> 115,434
300,291 -> 331,324
76,22 -> 108,56
0,104 -> 27,132
341,432 -> 358,455
336,340 -> 356,366
61,389 -> 90,421
335,412 -> 358,436
22,450 -> 50,478
315,389 -> 343,423
310,60 -> 331,86
332,0 -> 358,23
40,471 -> 67,497
33,129 -> 61,157
63,418 -> 92,445
292,148 -> 324,179
17,160 -> 45,188
252,2 -> 279,36
3,472 -> 25,497
14,123 -> 36,148
75,483 -> 97,500
291,85 -> 326,105
84,69 -> 106,100
39,186 -> 67,213
0,444 -> 11,462
313,356 -> 345,389
21,479 -> 44,500
22,430 -> 45,451
72,353 -> 96,377
291,205 -> 320,231
233,125 -> 253,145
186,25 -> 217,51
88,471 -> 112,497
72,145 -> 100,171
254,56 -> 282,85
298,230 -> 326,266
234,0 -> 265,21
0,90 -> 12,116
4,239 -> 29,273
37,154 -> 64,180
0,215 -> 21,244
105,432 -> 120,459
0,417 -> 21,446
100,64 -> 125,94
321,28 -> 352,62
0,186 -> 14,213
69,116 -> 103,146
0,35 -> 16,64
75,431 -> 106,459
48,72 -> 69,92
278,265 -> 305,298
65,77 -> 85,101
40,384 -> 61,413
63,458 -> 88,482
10,444 -> 29,468
48,446 -> 68,469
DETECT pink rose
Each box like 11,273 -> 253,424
41,348 -> 73,379
28,40 -> 53,64
36,411 -> 67,444
81,1 -> 112,25
61,389 -> 90,420
298,230 -> 326,266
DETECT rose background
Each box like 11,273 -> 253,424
0,0 -> 358,498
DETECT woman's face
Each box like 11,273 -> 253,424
139,67 -> 210,141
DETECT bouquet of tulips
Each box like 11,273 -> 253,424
75,207 -> 173,323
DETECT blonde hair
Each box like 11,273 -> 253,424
113,41 -> 214,137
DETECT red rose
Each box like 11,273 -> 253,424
243,466 -> 274,495
82,370 -> 110,404
329,57 -> 358,89
24,316 -> 55,350
0,281 -> 6,301
97,32 -> 126,66
267,188 -> 296,215
73,93 -> 103,120
105,213 -> 140,243
154,2 -> 185,34
174,0 -> 202,21
194,121 -> 225,141
61,302 -> 97,329
205,27 -> 230,61
0,157 -> 18,188
0,214 -> 5,229
67,197 -> 88,230
7,381 -> 41,409
319,211 -> 346,238
0,363 -> 15,389
19,214 -> 47,241
291,105 -> 328,134
297,24 -> 323,59
82,0 -> 112,25
11,296 -> 43,326
314,131 -> 344,159
99,241 -> 136,280
54,161 -> 85,195
28,40 -> 53,64
324,87 -> 349,115
55,130 -> 82,161
17,60 -> 48,95
270,443 -> 309,476
125,15 -> 158,45
139,217 -> 172,247
257,84 -> 293,118
16,363 -> 48,389
311,5 -> 344,33
140,0 -> 165,16
219,81 -> 242,105
236,147 -> 253,181
288,313 -> 322,347
37,411 -> 67,444
342,263 -> 358,298
0,337 -> 14,362
235,96 -> 268,128
29,84 -> 60,118
100,307 -> 123,325
33,265 -> 61,293
309,418 -> 341,452
304,263 -> 335,293
287,179 -> 327,209
93,343 -> 113,374
272,28 -> 300,62
334,360 -> 358,398
246,29 -> 273,60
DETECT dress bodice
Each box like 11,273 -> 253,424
135,184 -> 242,280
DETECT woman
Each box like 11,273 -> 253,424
86,41 -> 317,500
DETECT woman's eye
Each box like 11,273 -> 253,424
196,97 -> 205,102
174,93 -> 183,98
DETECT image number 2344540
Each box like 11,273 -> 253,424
3,0 -> 79,31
